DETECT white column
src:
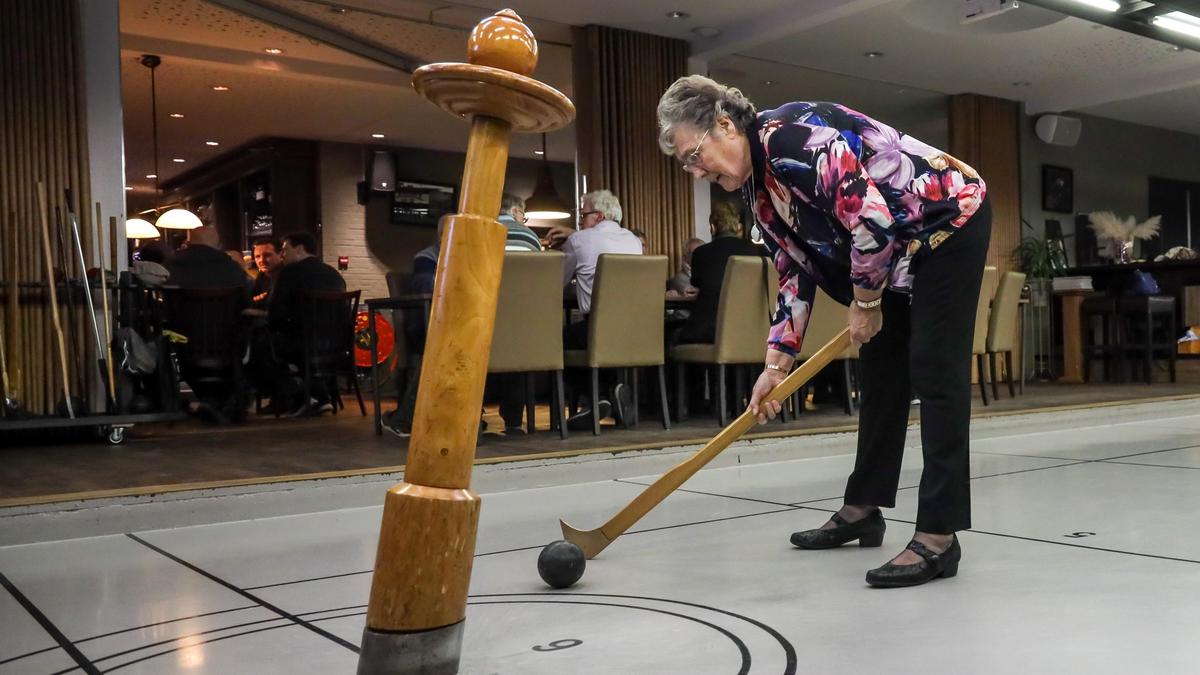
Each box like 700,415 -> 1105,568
688,56 -> 711,243
79,0 -> 127,270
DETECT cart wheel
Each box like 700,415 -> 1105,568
106,427 -> 126,445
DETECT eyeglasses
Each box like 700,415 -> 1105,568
680,128 -> 710,171
579,210 -> 601,218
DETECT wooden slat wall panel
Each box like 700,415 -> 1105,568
1,0 -> 95,415
949,93 -> 1021,271
572,26 -> 692,274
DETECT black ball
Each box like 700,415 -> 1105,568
537,540 -> 585,589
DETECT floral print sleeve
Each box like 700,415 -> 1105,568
744,101 -> 986,355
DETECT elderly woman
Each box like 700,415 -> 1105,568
657,75 -> 990,588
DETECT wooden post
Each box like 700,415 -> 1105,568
357,10 -> 573,674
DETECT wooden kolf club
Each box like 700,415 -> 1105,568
357,9 -> 574,674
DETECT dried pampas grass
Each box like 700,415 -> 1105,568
1088,211 -> 1161,242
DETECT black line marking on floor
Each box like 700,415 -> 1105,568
95,597 -> 792,675
0,571 -> 100,674
1100,460 -> 1200,471
476,593 -> 797,675
244,570 -> 371,590
0,604 -> 260,667
125,533 -> 360,654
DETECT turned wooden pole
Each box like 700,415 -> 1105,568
358,9 -> 573,674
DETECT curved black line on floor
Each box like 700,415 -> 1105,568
0,571 -> 99,674
91,597 -> 778,674
477,593 -> 798,675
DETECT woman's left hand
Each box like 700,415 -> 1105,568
848,303 -> 883,346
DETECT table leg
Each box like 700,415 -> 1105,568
1060,294 -> 1087,384
370,305 -> 381,435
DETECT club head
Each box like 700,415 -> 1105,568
559,519 -> 611,560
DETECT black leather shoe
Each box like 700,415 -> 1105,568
612,383 -> 633,428
567,400 -> 612,431
790,509 -> 885,549
865,536 -> 961,588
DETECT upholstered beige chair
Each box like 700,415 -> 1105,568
564,254 -> 670,436
986,271 -> 1026,399
670,255 -> 776,426
488,252 -> 567,438
972,266 -> 1000,405
797,288 -> 858,416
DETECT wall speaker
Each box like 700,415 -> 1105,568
370,150 -> 395,192
1035,114 -> 1082,147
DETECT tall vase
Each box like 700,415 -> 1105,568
1117,240 -> 1134,263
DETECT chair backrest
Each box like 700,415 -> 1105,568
987,271 -> 1026,352
385,271 -> 408,298
797,288 -> 849,361
973,266 -> 1000,356
303,290 -> 361,371
713,256 -> 778,364
489,252 -> 565,373
588,254 -> 668,367
162,286 -> 245,379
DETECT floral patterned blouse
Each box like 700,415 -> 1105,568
743,101 -> 987,357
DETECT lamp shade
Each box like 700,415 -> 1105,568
524,162 -> 571,220
125,218 -> 160,239
155,208 -> 202,230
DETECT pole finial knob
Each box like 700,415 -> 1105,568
467,9 -> 538,76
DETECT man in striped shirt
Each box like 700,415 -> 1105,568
499,194 -> 543,251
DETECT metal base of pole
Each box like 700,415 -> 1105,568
357,621 -> 464,675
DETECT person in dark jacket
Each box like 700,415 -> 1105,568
165,226 -> 251,294
676,201 -> 766,345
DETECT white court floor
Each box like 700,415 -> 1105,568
3,402 -> 1200,674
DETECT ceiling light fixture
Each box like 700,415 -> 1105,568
172,158 -> 185,163
140,54 -> 162,193
145,174 -> 157,179
1154,11 -> 1200,39
125,186 -> 133,191
371,133 -> 385,138
211,85 -> 230,91
169,112 -> 184,118
205,140 -> 219,146
667,10 -> 690,19
864,51 -> 884,58
763,79 -> 775,85
534,150 -> 544,155
692,26 -> 721,38
1069,0 -> 1120,11
264,47 -> 284,55
524,133 -> 571,220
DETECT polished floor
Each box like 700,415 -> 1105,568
2,400 -> 1200,673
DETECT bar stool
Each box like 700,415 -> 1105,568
1080,295 -> 1120,383
1116,295 -> 1177,384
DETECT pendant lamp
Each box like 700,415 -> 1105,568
125,218 -> 161,239
523,134 -> 571,220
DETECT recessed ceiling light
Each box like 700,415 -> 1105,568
145,174 -> 157,179
763,80 -> 775,86
371,133 -> 385,139
263,47 -> 284,55
534,150 -> 545,155
172,158 -> 185,163
169,112 -> 184,118
205,140 -> 219,146
125,186 -> 133,191
330,5 -> 346,13
864,51 -> 884,58
211,85 -> 230,91
667,10 -> 690,19
692,26 -> 721,38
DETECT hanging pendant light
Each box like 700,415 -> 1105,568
155,208 -> 203,230
524,133 -> 571,220
125,218 -> 161,239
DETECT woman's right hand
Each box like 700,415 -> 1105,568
747,368 -> 786,424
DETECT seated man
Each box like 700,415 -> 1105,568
165,226 -> 251,293
250,239 -> 283,308
667,237 -> 705,295
500,193 -> 543,251
265,231 -> 347,416
557,190 -> 642,429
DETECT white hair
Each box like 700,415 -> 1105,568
582,189 -> 623,224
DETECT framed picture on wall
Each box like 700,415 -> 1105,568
1042,165 -> 1074,213
391,180 -> 457,227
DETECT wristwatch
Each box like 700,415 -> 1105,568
854,297 -> 883,310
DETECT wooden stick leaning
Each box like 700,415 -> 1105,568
36,182 -> 74,418
561,328 -> 853,559
95,204 -> 115,404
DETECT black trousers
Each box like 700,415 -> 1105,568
845,201 -> 991,534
